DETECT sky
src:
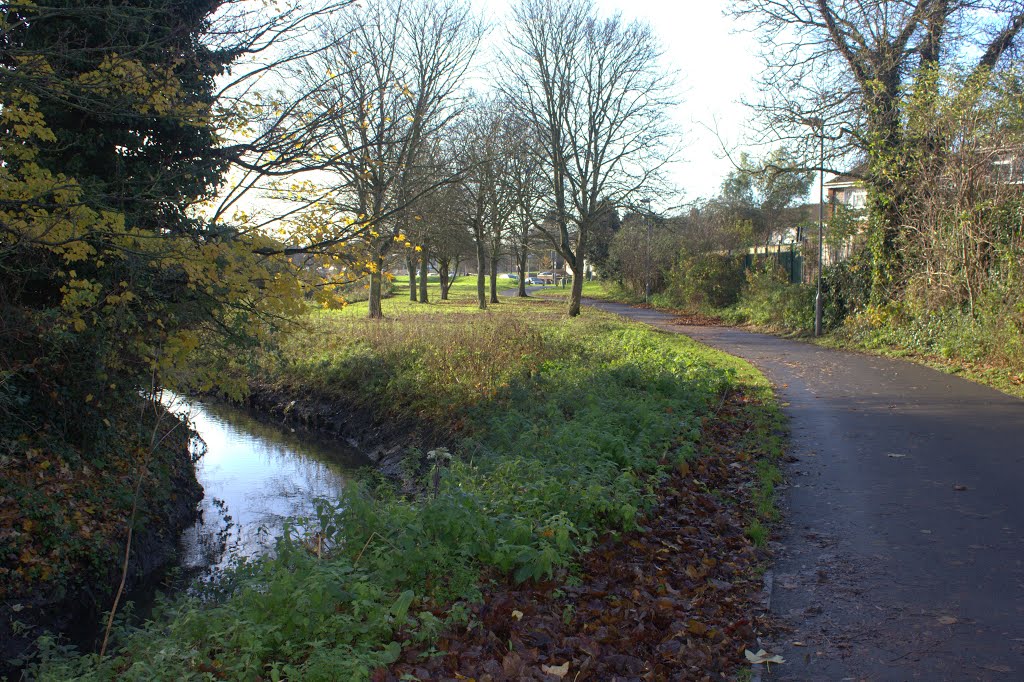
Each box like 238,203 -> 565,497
478,0 -> 766,206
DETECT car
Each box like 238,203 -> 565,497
525,276 -> 543,285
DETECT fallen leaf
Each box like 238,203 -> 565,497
937,615 -> 957,625
511,609 -> 523,621
687,619 -> 708,636
745,648 -> 785,665
981,664 -> 1013,673
887,453 -> 908,458
953,484 -> 968,491
791,641 -> 806,647
541,662 -> 570,678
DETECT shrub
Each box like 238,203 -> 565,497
729,263 -> 815,333
821,247 -> 872,329
667,252 -> 746,309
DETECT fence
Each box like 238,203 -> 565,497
743,244 -> 804,284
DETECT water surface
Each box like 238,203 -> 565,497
166,394 -> 367,570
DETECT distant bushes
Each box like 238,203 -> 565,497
662,244 -> 875,335
667,252 -> 745,309
721,263 -> 815,333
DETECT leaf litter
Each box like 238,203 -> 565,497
380,396 -> 772,681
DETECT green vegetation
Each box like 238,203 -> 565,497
1,0 -> 268,650
0,402 -> 198,605
821,301 -> 1024,400
720,265 -> 816,334
589,259 -> 1024,400
33,287 -> 780,680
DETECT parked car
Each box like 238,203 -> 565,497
526,276 -> 543,285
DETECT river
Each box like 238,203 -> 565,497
165,394 -> 368,572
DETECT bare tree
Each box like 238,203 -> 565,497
279,0 -> 482,317
731,0 -> 1024,300
418,180 -> 474,300
506,139 -> 548,296
501,0 -> 678,316
450,97 -> 520,309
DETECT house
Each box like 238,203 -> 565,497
991,146 -> 1023,185
823,171 -> 868,216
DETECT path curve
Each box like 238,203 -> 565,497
583,298 -> 1024,681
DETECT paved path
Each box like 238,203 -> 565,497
582,298 -> 1024,681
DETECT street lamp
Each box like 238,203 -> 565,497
801,116 -> 825,337
643,198 -> 652,304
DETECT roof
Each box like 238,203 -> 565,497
823,174 -> 862,189
823,162 -> 868,189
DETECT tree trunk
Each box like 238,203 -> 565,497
864,85 -> 910,304
418,252 -> 429,303
439,260 -> 450,300
517,251 -> 528,297
407,255 -> 418,302
368,262 -> 384,319
475,241 -> 487,310
489,257 -> 499,304
567,268 -> 583,317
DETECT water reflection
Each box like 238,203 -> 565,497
165,394 -> 367,571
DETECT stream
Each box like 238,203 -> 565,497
166,393 -> 368,573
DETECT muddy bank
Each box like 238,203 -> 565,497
0,424 -> 202,675
243,383 -> 454,484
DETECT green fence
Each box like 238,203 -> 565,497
743,244 -> 804,284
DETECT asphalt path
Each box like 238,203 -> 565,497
576,297 -> 1024,681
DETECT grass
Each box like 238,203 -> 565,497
33,278 -> 782,680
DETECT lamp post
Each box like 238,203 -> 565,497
801,117 -> 825,337
643,198 -> 652,304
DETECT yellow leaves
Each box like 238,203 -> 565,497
59,239 -> 98,264
75,55 -> 202,121
1,89 -> 56,145
60,278 -> 102,325
104,290 -> 136,307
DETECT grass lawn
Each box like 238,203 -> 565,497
35,277 -> 782,680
